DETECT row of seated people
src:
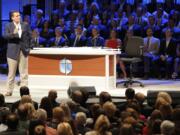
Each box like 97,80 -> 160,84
31,24 -> 180,79
30,9 -> 180,42
0,86 -> 180,135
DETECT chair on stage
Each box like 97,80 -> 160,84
117,36 -> 144,87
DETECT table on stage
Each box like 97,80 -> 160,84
28,47 -> 120,90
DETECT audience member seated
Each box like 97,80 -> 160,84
17,104 -> 30,132
71,90 -> 89,115
0,113 -> 26,135
57,122 -> 73,135
135,6 -> 148,27
160,120 -> 175,135
135,92 -> 153,118
32,9 -> 45,29
39,20 -> 54,41
87,26 -> 105,47
99,91 -> 112,106
143,27 -> 160,79
144,15 -> 161,38
48,90 -> 59,108
11,86 -> 38,112
60,102 -> 72,122
31,28 -> 47,47
49,107 -> 65,129
121,15 -> 142,38
93,114 -> 111,135
70,24 -> 87,47
39,96 -> 53,121
172,42 -> 180,79
105,29 -> 127,78
156,29 -> 177,79
153,7 -> 168,29
75,112 -> 90,135
35,109 -> 57,135
48,27 -> 66,47
87,15 -> 107,38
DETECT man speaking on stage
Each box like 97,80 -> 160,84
4,10 -> 32,96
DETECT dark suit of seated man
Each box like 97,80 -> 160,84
48,26 -> 66,47
31,28 -> 47,47
157,29 -> 177,79
70,24 -> 87,47
87,26 -> 105,47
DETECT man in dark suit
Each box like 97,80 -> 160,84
4,10 -> 32,96
70,24 -> 87,47
48,26 -> 66,47
87,26 -> 105,47
157,29 -> 177,79
31,28 -> 47,47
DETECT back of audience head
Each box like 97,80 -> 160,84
75,112 -> 87,126
48,89 -> 57,101
17,104 -> 28,120
29,119 -> 45,135
155,97 -> 169,109
20,86 -> 30,97
34,125 -> 46,135
102,101 -> 116,118
161,120 -> 175,135
99,91 -> 112,105
71,90 -> 83,104
159,103 -> 173,120
53,107 -> 65,122
94,114 -> 110,134
151,119 -> 162,135
39,96 -> 53,119
36,109 -> 47,122
60,102 -> 71,121
90,103 -> 105,121
120,123 -> 135,135
57,122 -> 74,135
20,95 -> 32,104
6,113 -> 19,130
158,92 -> 172,105
125,88 -> 135,100
134,92 -> 145,105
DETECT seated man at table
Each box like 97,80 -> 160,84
48,26 -> 66,47
87,26 -> 105,47
31,28 -> 47,47
143,27 -> 160,79
70,24 -> 87,47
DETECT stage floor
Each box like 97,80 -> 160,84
0,73 -> 180,103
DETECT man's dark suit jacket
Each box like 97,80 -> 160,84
159,38 -> 177,57
4,22 -> 32,60
87,36 -> 105,47
11,100 -> 38,112
48,37 -> 66,47
70,34 -> 87,47
31,36 -> 47,47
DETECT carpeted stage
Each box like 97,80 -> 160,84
0,73 -> 180,104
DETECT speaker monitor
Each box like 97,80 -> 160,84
67,86 -> 96,98
147,90 -> 180,106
